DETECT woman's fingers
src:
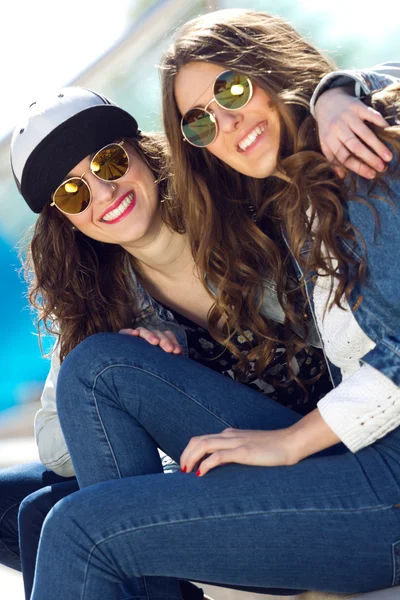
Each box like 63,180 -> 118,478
118,327 -> 182,354
180,428 -> 294,474
162,330 -> 184,354
362,104 -> 390,130
196,446 -> 251,476
180,428 -> 246,472
351,108 -> 392,162
341,132 -> 385,172
315,88 -> 393,178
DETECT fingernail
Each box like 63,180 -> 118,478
181,466 -> 187,473
384,152 -> 392,161
196,469 -> 201,477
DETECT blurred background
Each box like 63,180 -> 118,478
0,0 -> 398,596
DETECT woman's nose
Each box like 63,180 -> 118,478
212,103 -> 243,133
86,173 -> 116,204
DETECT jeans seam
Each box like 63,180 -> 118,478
91,385 -> 122,480
0,500 -> 22,561
90,362 -> 235,481
93,363 -> 234,429
81,503 -> 393,592
392,539 -> 400,586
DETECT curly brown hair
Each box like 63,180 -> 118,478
160,8 -> 400,377
20,132 -> 182,363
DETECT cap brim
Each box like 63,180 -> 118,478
21,105 -> 138,213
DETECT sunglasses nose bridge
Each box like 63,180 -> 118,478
212,103 -> 243,132
79,167 -> 92,182
85,172 -> 117,205
204,97 -> 216,113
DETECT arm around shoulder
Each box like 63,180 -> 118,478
310,62 -> 400,116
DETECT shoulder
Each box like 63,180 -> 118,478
345,151 -> 400,244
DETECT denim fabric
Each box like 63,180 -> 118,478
284,162 -> 400,388
0,463 -> 202,600
29,333 -> 400,599
309,64 -> 400,117
0,462 -> 73,571
18,477 -> 79,599
344,159 -> 400,385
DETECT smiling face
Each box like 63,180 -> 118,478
56,142 -> 161,248
174,61 -> 282,179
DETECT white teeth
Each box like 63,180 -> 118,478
102,192 -> 134,222
238,124 -> 266,152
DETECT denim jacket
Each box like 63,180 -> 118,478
306,63 -> 400,388
135,273 -> 323,355
310,62 -> 400,117
283,152 -> 400,389
345,161 -> 400,386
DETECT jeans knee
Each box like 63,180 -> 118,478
0,501 -> 20,568
18,488 -> 51,540
40,491 -> 90,549
56,332 -> 115,412
57,332 -> 161,412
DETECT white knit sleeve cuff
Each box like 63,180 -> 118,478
317,363 -> 400,453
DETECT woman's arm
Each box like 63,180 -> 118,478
311,62 -> 400,116
179,408 -> 341,475
313,63 -> 400,178
179,363 -> 400,475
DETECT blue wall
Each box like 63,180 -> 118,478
0,238 -> 49,412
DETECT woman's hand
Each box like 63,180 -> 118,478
315,87 -> 393,179
119,327 -> 183,354
180,427 -> 296,476
180,410 -> 341,476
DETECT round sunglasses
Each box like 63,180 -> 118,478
181,70 -> 253,148
51,141 -> 130,215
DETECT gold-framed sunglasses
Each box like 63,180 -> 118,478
51,141 -> 129,215
180,70 -> 253,148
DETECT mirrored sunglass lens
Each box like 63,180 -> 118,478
54,179 -> 90,214
92,144 -> 129,181
214,71 -> 251,110
182,109 -> 216,147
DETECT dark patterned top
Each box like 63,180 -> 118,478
165,306 -> 332,416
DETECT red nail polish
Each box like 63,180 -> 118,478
181,466 -> 187,473
196,469 -> 201,477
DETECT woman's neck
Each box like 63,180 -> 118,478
121,223 -> 195,283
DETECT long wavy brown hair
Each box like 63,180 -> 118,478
20,133 -> 182,363
160,8 -> 400,376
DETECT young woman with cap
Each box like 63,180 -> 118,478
21,10 -> 400,600
5,86 -> 209,600
3,46 -> 398,598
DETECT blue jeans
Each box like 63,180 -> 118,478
0,463 -> 202,600
0,463 -> 76,597
32,333 -> 400,599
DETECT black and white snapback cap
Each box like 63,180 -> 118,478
10,87 -> 138,213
